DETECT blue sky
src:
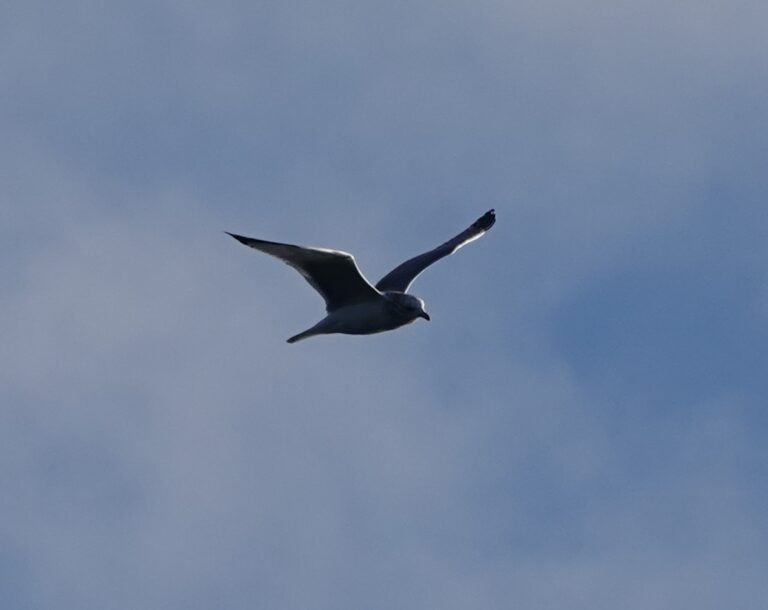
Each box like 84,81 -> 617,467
2,1 -> 767,608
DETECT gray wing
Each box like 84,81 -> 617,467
375,209 -> 496,293
226,233 -> 382,311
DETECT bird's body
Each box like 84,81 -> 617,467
285,293 -> 425,343
227,209 -> 495,343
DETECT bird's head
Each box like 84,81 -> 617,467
384,292 -> 430,322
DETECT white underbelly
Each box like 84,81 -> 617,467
326,301 -> 409,335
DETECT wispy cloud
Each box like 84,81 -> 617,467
2,1 -> 767,608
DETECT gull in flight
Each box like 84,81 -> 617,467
227,209 -> 496,343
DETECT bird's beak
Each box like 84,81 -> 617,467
420,311 -> 431,321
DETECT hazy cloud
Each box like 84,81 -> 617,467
2,1 -> 767,608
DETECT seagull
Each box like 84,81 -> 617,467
227,209 -> 496,343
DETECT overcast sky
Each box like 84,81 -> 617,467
2,1 -> 767,609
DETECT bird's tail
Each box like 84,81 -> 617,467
286,329 -> 315,344
286,316 -> 336,344
286,323 -> 327,344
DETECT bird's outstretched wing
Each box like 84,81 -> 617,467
375,209 -> 496,293
226,233 -> 382,311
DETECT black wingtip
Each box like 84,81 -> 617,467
474,209 -> 496,231
225,231 -> 249,245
